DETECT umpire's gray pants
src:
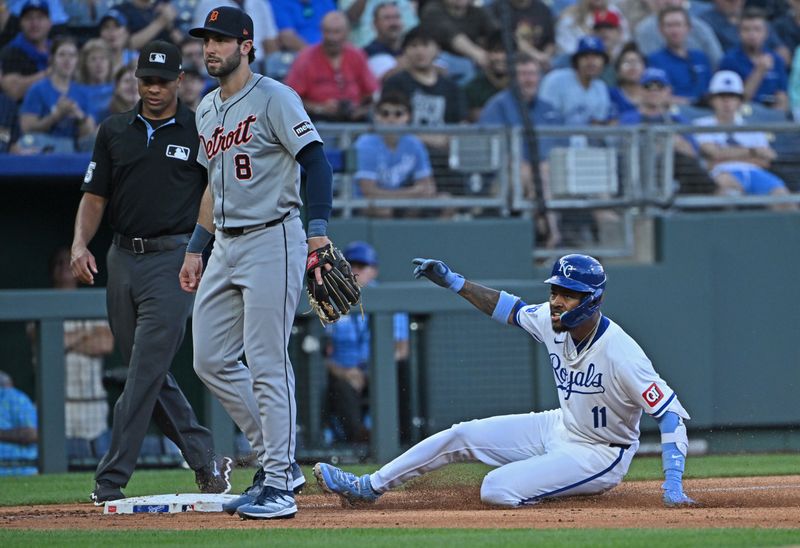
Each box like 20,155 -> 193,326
95,242 -> 215,488
193,213 -> 306,491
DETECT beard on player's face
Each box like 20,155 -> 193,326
206,47 -> 241,78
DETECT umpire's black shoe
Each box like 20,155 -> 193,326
195,456 -> 233,494
91,481 -> 124,506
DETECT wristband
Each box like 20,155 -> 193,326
307,218 -> 328,238
491,291 -> 519,324
448,274 -> 465,293
187,223 -> 213,254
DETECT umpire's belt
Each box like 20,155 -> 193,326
113,233 -> 189,254
609,442 -> 631,450
220,212 -> 290,237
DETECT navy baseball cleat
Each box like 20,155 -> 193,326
195,456 -> 233,494
222,463 -> 305,515
236,486 -> 297,520
291,461 -> 307,494
313,462 -> 381,506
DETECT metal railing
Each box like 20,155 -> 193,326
316,122 -> 800,261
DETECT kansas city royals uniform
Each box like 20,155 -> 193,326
192,73 -> 322,491
369,302 -> 688,506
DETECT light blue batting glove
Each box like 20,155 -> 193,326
412,258 -> 465,293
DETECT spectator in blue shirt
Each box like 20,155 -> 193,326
77,38 -> 114,122
0,370 -> 38,477
539,35 -> 611,125
480,52 -> 563,161
607,43 -> 646,119
480,53 -> 564,247
0,0 -> 51,101
19,35 -> 95,151
719,8 -> 788,111
354,89 -> 447,218
323,242 -> 409,444
647,6 -> 712,105
272,0 -> 337,51
700,0 -> 790,65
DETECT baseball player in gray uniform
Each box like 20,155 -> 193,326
179,6 -> 337,520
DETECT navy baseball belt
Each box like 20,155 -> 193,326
113,233 -> 190,254
609,442 -> 631,449
220,211 -> 290,237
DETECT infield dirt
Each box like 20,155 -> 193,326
2,476 -> 798,530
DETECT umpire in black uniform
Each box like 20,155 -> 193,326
70,40 -> 231,504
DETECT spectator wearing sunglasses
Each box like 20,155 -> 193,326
353,89 -> 447,218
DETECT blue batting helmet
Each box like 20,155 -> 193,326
544,254 -> 606,328
344,241 -> 378,266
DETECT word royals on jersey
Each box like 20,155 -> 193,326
201,114 -> 257,160
551,357 -> 605,400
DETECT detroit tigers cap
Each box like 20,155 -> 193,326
189,6 -> 254,41
136,40 -> 183,81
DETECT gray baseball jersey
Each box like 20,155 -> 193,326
192,72 -> 316,491
195,73 -> 323,228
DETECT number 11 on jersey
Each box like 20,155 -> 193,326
592,406 -> 607,428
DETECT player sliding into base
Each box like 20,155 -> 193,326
315,254 -> 697,508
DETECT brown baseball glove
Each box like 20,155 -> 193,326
306,243 -> 361,323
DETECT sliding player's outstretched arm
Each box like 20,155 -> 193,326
412,258 -> 521,325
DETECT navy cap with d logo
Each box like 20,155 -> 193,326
136,40 -> 182,80
189,6 -> 254,40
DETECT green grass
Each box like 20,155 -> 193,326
1,529 -> 800,548
1,453 -> 799,507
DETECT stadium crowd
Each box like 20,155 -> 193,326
1,0 -> 799,211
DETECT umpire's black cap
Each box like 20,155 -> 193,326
136,40 -> 183,80
189,6 -> 254,41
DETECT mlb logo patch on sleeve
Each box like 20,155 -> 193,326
166,145 -> 190,160
642,382 -> 664,407
293,121 -> 313,138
